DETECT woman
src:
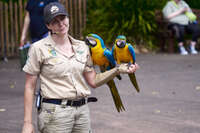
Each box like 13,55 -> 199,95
21,2 -> 139,133
162,0 -> 200,55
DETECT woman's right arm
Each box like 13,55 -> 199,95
22,73 -> 38,133
166,7 -> 187,19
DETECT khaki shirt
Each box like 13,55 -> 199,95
162,0 -> 192,25
23,35 -> 94,99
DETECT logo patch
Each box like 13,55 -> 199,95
77,50 -> 84,55
48,48 -> 57,57
51,6 -> 59,14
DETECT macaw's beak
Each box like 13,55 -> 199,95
116,39 -> 126,48
85,36 -> 97,48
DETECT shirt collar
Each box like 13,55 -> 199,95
44,34 -> 80,46
44,34 -> 84,56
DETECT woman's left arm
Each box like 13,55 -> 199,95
83,63 -> 139,88
83,69 -> 97,88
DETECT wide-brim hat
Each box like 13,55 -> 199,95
43,2 -> 68,24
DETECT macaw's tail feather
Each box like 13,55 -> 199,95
107,80 -> 125,112
128,73 -> 140,93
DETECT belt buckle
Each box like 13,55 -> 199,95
73,99 -> 83,107
61,99 -> 68,108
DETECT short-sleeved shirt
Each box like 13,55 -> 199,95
26,0 -> 58,39
23,35 -> 94,99
162,0 -> 192,25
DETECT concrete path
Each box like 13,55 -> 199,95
0,53 -> 200,133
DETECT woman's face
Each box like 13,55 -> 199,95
47,15 -> 69,35
174,0 -> 180,3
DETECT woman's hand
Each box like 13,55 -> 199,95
127,63 -> 139,73
180,7 -> 188,14
117,63 -> 139,74
21,122 -> 34,133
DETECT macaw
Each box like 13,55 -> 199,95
112,35 -> 140,93
85,33 -> 125,112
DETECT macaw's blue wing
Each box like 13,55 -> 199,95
127,44 -> 140,92
128,44 -> 136,64
103,49 -> 116,68
104,48 -> 122,80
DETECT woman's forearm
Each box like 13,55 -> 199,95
24,87 -> 35,123
23,74 -> 37,123
167,8 -> 187,19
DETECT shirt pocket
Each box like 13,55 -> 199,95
42,57 -> 65,77
74,54 -> 88,72
47,57 -> 63,66
75,53 -> 87,64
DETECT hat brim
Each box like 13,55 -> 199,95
47,12 -> 68,24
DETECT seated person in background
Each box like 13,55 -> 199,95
162,0 -> 200,55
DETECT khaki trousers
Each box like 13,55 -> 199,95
38,102 -> 91,133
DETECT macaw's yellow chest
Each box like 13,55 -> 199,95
115,46 -> 133,64
91,47 -> 109,66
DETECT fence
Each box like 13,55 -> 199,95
0,0 -> 87,58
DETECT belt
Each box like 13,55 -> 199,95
42,97 -> 97,107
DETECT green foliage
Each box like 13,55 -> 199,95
185,0 -> 200,9
84,0 -> 168,49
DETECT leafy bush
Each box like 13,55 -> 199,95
84,0 -> 168,50
185,0 -> 200,9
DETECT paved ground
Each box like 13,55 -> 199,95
0,53 -> 200,133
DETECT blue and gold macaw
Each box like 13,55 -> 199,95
112,35 -> 140,93
85,33 -> 125,112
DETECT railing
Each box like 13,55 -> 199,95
0,0 -> 87,58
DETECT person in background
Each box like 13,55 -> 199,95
21,2 -> 139,133
162,0 -> 200,55
20,0 -> 58,45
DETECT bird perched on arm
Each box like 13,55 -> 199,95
112,35 -> 140,93
85,33 -> 125,112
